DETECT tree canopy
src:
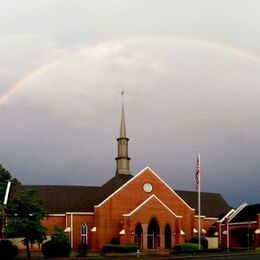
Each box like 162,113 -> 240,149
5,189 -> 48,259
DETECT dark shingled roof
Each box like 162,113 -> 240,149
9,174 -> 134,214
101,174 -> 134,198
230,204 -> 260,223
175,190 -> 231,218
9,175 -> 230,218
10,185 -> 102,213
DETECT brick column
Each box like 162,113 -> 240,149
142,224 -> 148,250
160,228 -> 164,249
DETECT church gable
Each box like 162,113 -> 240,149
95,167 -> 194,218
121,195 -> 183,237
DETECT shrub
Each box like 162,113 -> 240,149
103,244 -> 138,254
42,240 -> 71,258
51,226 -> 69,243
189,236 -> 208,249
77,243 -> 88,257
0,240 -> 18,260
173,243 -> 203,254
255,247 -> 260,252
111,237 -> 120,245
42,226 -> 71,258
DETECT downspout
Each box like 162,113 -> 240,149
71,213 -> 73,248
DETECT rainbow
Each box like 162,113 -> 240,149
1,35 -> 259,105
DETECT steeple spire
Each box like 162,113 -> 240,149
115,91 -> 131,175
120,93 -> 126,138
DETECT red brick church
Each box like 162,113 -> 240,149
6,102 -> 231,251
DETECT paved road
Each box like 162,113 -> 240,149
205,256 -> 260,260
140,254 -> 260,260
104,253 -> 260,260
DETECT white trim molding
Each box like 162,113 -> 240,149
195,215 -> 205,218
96,167 -> 194,211
204,217 -> 219,221
65,212 -> 94,215
122,194 -> 182,218
228,203 -> 247,223
48,214 -> 66,217
228,221 -> 257,226
219,209 -> 236,223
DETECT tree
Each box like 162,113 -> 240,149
0,164 -> 19,239
5,189 -> 48,259
0,164 -> 19,203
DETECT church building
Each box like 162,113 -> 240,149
6,101 -> 231,251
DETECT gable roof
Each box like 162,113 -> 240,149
229,204 -> 260,223
96,167 -> 194,210
9,185 -> 101,213
8,169 -> 230,218
175,190 -> 231,218
9,174 -> 133,214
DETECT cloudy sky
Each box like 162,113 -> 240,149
0,0 -> 260,207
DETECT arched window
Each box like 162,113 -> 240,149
81,223 -> 88,245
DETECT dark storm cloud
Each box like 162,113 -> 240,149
0,0 -> 260,207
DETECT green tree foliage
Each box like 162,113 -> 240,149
0,164 -> 19,239
0,164 -> 19,203
51,226 -> 69,244
5,189 -> 48,259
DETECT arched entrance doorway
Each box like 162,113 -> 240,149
134,223 -> 143,250
147,217 -> 160,249
164,223 -> 172,249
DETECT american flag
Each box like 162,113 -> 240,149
195,154 -> 200,190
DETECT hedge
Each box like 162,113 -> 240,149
173,243 -> 204,253
103,244 -> 138,254
189,236 -> 208,249
42,240 -> 71,258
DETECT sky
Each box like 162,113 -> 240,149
0,0 -> 260,207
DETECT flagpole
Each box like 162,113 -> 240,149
198,153 -> 201,250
